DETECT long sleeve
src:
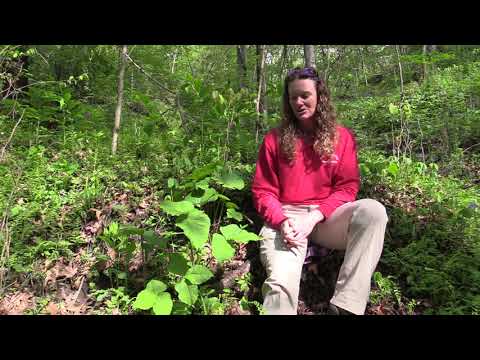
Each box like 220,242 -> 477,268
251,133 -> 288,229
317,129 -> 360,220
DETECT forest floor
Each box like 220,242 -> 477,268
0,185 -> 426,315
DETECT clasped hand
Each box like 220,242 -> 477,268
280,209 -> 324,248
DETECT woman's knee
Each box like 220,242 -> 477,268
353,199 -> 388,224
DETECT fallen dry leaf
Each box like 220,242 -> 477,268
0,290 -> 36,315
46,302 -> 59,315
128,250 -> 144,272
44,258 -> 78,288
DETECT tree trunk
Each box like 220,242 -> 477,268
255,45 -> 267,143
360,47 -> 368,86
304,45 -> 316,68
280,45 -> 288,78
422,45 -> 437,81
236,45 -> 248,90
112,45 -> 128,155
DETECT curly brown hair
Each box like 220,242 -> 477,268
279,67 -> 338,163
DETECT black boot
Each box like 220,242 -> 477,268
327,303 -> 355,315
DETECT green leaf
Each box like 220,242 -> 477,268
216,171 -> 244,190
160,200 -> 194,216
175,280 -> 199,306
217,194 -> 231,201
176,209 -> 211,249
184,265 -> 214,285
117,272 -> 127,280
189,162 -> 221,181
132,289 -> 156,310
194,178 -> 211,190
143,230 -> 167,249
234,229 -> 261,243
10,205 -> 22,217
386,162 -> 399,177
172,301 -> 192,315
220,224 -> 242,240
225,202 -> 239,210
119,225 -> 144,236
219,94 -> 225,105
146,279 -> 168,295
167,178 -> 176,189
212,234 -> 235,263
185,187 -> 218,206
388,103 -> 399,115
226,208 -> 243,222
168,253 -> 189,276
152,292 -> 173,315
220,224 -> 261,243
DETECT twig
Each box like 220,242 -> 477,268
463,143 -> 480,153
123,52 -> 176,96
73,276 -> 86,305
0,109 -> 25,162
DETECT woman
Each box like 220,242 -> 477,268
251,67 -> 388,315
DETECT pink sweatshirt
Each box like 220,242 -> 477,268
251,126 -> 360,229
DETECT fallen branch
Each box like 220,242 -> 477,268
215,259 -> 252,290
463,143 -> 480,153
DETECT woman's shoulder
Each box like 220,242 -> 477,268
336,125 -> 356,142
263,127 -> 281,143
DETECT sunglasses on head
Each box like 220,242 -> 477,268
287,67 -> 319,79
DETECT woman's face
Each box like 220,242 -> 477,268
288,79 -> 318,130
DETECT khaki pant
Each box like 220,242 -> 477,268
259,199 -> 388,315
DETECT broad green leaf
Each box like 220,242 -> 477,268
185,265 -> 214,285
172,301 -> 191,315
212,234 -> 235,263
168,253 -> 189,276
143,230 -> 167,249
195,178 -> 211,190
220,224 -> 260,243
231,229 -> 261,243
185,187 -> 218,206
160,200 -> 194,216
206,297 -> 224,315
386,162 -> 399,177
152,292 -> 173,315
175,280 -> 198,306
176,209 -> 210,249
189,162 -> 220,181
132,289 -> 156,310
220,224 -> 242,240
146,279 -> 168,295
226,208 -> 243,222
216,171 -> 244,190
